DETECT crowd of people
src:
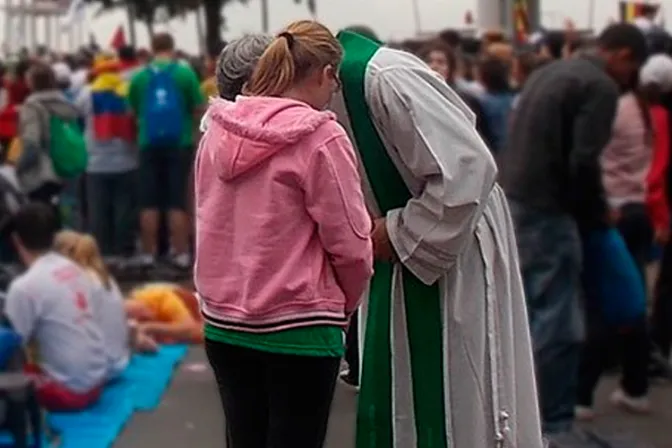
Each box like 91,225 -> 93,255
0,12 -> 670,448
0,33 -> 216,413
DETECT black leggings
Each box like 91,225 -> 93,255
205,339 -> 340,448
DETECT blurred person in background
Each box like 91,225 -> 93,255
201,40 -> 227,99
478,55 -> 515,154
0,60 -> 31,156
117,45 -> 143,81
419,40 -> 491,145
500,24 -> 649,434
5,203 -> 107,411
69,53 -> 90,100
648,53 -> 672,366
17,63 -> 81,208
75,51 -> 137,260
511,50 -> 550,92
575,56 -> 672,421
51,61 -> 74,101
54,230 -> 131,380
539,31 -> 567,60
127,33 -> 205,270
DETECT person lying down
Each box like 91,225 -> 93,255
125,283 -> 204,345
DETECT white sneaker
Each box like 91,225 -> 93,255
171,253 -> 192,270
574,405 -> 596,422
125,253 -> 156,269
610,388 -> 651,414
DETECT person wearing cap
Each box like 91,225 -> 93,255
642,54 -> 672,246
73,52 -> 137,260
574,54 -> 672,422
644,54 -> 672,367
51,62 -> 73,99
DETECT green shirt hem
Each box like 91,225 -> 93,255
204,323 -> 345,357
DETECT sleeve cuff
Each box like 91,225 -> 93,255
386,208 -> 445,286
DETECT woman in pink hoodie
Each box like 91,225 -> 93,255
194,22 -> 373,448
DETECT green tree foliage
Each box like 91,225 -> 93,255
88,0 -> 318,53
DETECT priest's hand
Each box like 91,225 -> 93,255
372,218 -> 397,261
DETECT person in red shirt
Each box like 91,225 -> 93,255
645,54 -> 672,362
0,60 -> 31,152
647,104 -> 670,243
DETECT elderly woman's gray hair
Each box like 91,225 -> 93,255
217,34 -> 274,100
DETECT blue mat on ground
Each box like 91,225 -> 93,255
46,344 -> 189,448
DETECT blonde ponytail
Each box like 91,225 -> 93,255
244,20 -> 343,97
245,36 -> 296,96
54,231 -> 112,290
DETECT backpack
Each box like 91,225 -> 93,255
48,115 -> 87,179
143,64 -> 185,147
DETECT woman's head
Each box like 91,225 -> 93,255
419,40 -> 457,82
478,56 -> 511,94
244,20 -> 343,110
54,230 -> 112,289
26,62 -> 57,92
512,51 -> 550,87
217,34 -> 273,100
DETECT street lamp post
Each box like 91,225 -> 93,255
261,0 -> 269,33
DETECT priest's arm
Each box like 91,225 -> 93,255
368,66 -> 498,285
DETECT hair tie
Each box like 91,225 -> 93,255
278,32 -> 295,49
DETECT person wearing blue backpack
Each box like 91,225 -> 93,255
128,33 -> 205,270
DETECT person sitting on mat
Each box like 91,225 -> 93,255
53,230 -> 131,379
125,283 -> 203,344
3,203 -> 107,411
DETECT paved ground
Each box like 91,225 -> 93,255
115,347 -> 672,448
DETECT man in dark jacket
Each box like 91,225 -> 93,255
499,24 -> 648,435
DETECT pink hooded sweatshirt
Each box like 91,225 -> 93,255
194,96 -> 373,333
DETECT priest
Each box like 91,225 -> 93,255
332,30 -> 544,448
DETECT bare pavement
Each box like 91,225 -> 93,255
114,347 -> 672,448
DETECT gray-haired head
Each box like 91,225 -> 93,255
216,34 -> 274,100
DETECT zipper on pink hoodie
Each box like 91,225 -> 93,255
194,97 -> 373,333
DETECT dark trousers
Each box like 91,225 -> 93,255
205,339 -> 340,448
86,171 -> 137,256
652,235 -> 672,357
577,203 -> 651,405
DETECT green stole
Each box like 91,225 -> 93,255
337,31 -> 448,448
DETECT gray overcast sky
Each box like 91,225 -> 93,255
3,0 -> 667,52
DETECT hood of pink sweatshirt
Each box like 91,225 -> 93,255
201,96 -> 336,180
195,95 -> 373,332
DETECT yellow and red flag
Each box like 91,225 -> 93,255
513,0 -> 530,43
619,1 -> 660,22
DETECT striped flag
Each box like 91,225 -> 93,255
619,1 -> 660,22
513,0 -> 530,43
